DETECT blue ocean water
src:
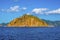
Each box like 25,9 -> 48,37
0,27 -> 60,40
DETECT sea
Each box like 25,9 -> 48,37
0,26 -> 60,40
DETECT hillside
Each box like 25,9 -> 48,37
7,14 -> 48,27
44,20 -> 60,26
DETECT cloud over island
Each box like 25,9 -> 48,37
31,8 -> 60,15
0,5 -> 60,15
32,8 -> 48,14
45,8 -> 60,14
1,5 -> 27,12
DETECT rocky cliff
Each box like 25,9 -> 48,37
7,14 -> 48,27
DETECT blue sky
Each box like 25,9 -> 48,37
0,0 -> 60,23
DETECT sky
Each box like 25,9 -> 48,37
0,0 -> 60,23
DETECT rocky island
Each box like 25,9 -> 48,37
7,14 -> 48,27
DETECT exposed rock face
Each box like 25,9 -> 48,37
7,14 -> 48,27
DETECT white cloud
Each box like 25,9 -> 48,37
22,7 -> 27,10
1,5 -> 27,12
32,8 -> 60,15
26,13 -> 31,15
1,6 -> 60,15
46,8 -> 60,14
32,8 -> 48,14
7,5 -> 20,12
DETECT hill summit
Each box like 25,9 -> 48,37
7,14 -> 48,27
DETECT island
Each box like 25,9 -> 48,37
7,14 -> 48,27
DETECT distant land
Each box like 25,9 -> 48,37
43,20 -> 60,27
0,14 -> 60,27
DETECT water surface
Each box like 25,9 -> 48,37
0,27 -> 60,40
